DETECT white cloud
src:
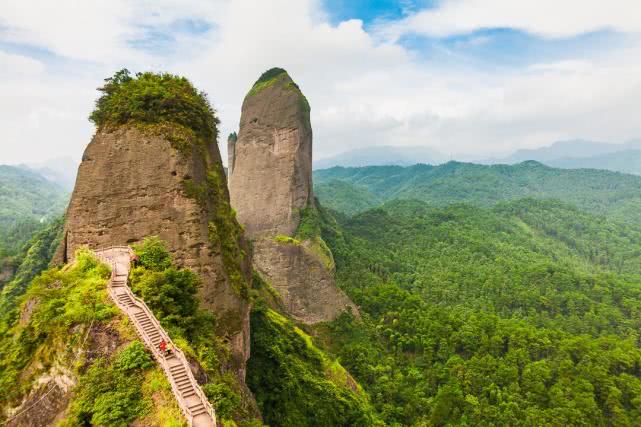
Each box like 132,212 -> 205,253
380,0 -> 641,40
0,51 -> 44,76
1,0 -> 641,167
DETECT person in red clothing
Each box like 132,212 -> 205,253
159,339 -> 167,354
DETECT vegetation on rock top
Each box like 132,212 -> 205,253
246,68 -> 287,97
89,69 -> 220,148
245,67 -> 311,112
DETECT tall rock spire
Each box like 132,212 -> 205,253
229,68 -> 356,323
227,132 -> 237,176
229,68 -> 313,238
54,71 -> 253,382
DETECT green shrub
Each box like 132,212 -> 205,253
132,236 -> 172,271
203,380 -> 241,420
245,68 -> 310,112
114,340 -> 153,372
89,69 -> 219,147
246,68 -> 287,97
62,341 -> 153,427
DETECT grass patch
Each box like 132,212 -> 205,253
245,67 -> 310,112
274,235 -> 301,245
245,68 -> 287,97
139,367 -> 186,427
295,204 -> 335,269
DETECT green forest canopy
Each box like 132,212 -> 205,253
314,161 -> 641,223
316,197 -> 641,425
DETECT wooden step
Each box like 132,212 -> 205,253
97,248 -> 216,426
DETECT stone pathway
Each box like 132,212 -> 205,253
95,247 -> 216,427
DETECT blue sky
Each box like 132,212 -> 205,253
322,0 -> 632,70
1,0 -> 641,165
323,0 -> 433,25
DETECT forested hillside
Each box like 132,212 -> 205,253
313,198 -> 641,425
0,165 -> 68,228
0,165 -> 68,291
314,161 -> 641,223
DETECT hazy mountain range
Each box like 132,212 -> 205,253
314,139 -> 641,175
486,138 -> 641,165
18,156 -> 79,191
0,165 -> 68,229
313,145 -> 449,169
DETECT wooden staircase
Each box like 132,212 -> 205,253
95,247 -> 217,427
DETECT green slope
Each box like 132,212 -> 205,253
313,161 -> 641,223
0,165 -> 68,229
0,165 -> 68,287
316,198 -> 641,425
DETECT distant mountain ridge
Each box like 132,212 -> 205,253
313,139 -> 641,176
313,145 -> 448,169
492,139 -> 640,163
486,138 -> 641,166
545,149 -> 641,175
313,161 -> 641,223
18,156 -> 79,191
0,165 -> 69,229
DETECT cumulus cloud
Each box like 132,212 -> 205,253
1,0 -> 641,166
379,0 -> 641,40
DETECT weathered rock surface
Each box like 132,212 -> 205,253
54,126 -> 252,375
229,69 -> 313,238
229,68 -> 356,323
253,238 -> 356,323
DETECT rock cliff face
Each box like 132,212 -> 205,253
227,132 -> 237,177
54,126 -> 252,375
228,68 -> 356,323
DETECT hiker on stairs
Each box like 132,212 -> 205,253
159,339 -> 167,354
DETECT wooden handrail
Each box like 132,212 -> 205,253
94,247 -> 217,427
